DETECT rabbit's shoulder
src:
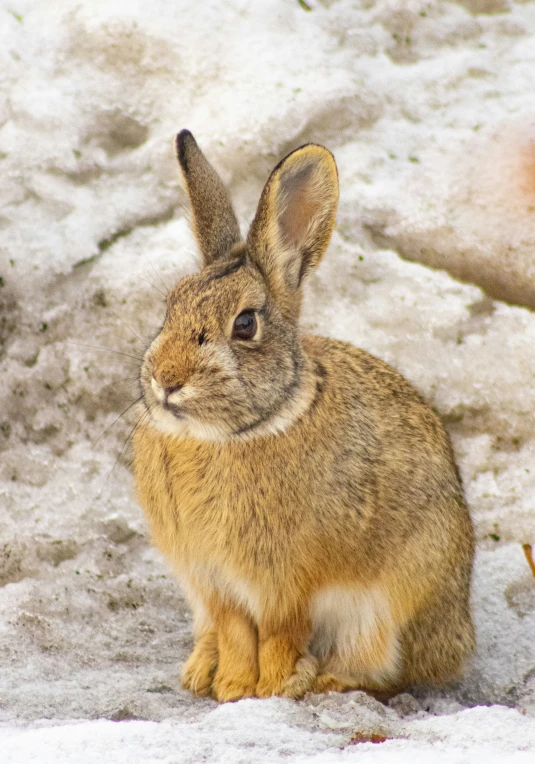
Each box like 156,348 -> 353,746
302,335 -> 427,408
302,335 -> 450,455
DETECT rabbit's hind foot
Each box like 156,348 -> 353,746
281,653 -> 320,699
312,672 -> 403,702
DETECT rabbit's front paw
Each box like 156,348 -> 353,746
181,633 -> 218,696
212,670 -> 257,702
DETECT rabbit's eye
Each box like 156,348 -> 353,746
232,311 -> 257,340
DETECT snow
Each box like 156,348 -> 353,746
1,0 -> 535,760
3,703 -> 535,763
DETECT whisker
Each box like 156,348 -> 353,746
95,408 -> 150,501
91,396 -> 144,451
139,274 -> 167,300
142,253 -> 171,295
109,310 -> 146,345
92,376 -> 140,396
64,342 -> 144,362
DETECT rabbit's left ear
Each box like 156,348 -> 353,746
176,130 -> 242,266
247,144 -> 338,314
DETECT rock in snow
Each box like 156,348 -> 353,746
1,0 -> 535,761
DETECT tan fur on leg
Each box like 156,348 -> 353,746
256,628 -> 307,698
181,630 -> 218,696
211,607 -> 258,702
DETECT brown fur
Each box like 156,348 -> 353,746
132,131 -> 475,702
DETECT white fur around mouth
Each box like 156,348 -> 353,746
149,404 -> 232,442
149,405 -> 191,438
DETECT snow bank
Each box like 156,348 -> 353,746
1,0 -> 535,760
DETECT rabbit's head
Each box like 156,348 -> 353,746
140,131 -> 338,442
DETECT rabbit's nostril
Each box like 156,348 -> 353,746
163,384 -> 183,406
164,384 -> 183,397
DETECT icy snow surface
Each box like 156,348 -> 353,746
1,0 -> 535,761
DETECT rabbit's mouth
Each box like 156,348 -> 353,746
162,399 -> 185,419
165,405 -> 185,420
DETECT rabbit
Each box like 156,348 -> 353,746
132,130 -> 475,703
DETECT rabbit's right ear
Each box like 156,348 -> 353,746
176,131 -> 242,266
247,144 -> 338,320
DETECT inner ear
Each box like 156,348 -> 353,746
278,163 -> 320,250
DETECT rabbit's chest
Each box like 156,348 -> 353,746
134,424 -> 331,597
168,464 -> 270,617
176,471 -> 278,564
139,438 -> 283,559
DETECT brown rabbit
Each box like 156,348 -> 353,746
132,130 -> 475,702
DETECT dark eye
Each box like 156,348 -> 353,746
232,311 -> 257,340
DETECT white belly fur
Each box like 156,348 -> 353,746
309,585 -> 401,686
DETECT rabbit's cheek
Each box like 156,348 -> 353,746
202,343 -> 238,379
